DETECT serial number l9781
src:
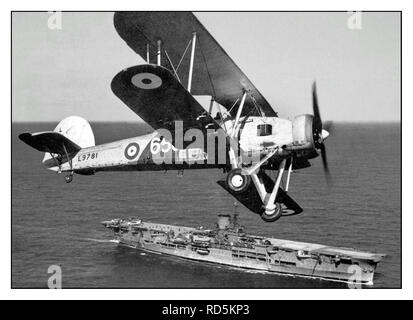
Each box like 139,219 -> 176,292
77,152 -> 98,162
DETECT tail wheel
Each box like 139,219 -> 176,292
65,174 -> 73,183
226,168 -> 251,193
261,203 -> 282,222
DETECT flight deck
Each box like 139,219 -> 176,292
102,214 -> 385,285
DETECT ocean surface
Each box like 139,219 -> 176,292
11,122 -> 401,288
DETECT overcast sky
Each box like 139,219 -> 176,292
12,12 -> 400,122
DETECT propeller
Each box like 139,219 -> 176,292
312,82 -> 331,183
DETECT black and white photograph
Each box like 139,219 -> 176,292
10,9 -> 401,295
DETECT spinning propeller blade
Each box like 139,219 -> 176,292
312,82 -> 331,183
312,82 -> 322,133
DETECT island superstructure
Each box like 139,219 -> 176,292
102,214 -> 385,285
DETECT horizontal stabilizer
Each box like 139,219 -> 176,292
217,171 -> 303,217
19,132 -> 81,155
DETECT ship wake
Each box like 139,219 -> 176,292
81,238 -> 119,244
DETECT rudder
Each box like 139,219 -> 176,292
42,116 -> 95,166
52,116 -> 95,148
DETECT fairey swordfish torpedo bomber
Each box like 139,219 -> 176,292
19,12 -> 332,223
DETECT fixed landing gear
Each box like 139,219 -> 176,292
248,158 -> 290,223
65,172 -> 73,183
62,143 -> 74,184
226,168 -> 251,193
261,203 -> 282,222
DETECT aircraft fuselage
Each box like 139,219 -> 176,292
43,116 -> 307,174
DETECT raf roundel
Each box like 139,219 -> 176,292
124,142 -> 140,160
131,73 -> 162,90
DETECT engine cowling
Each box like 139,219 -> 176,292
284,114 -> 315,152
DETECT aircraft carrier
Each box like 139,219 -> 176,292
102,214 -> 385,285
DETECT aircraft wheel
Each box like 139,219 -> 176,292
65,175 -> 73,183
261,203 -> 282,222
226,168 -> 251,193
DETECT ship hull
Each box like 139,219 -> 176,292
103,218 -> 384,286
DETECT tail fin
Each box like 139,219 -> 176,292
51,116 -> 95,149
19,116 -> 95,170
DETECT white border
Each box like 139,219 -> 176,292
3,0 -> 408,300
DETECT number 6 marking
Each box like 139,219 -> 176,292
150,137 -> 161,154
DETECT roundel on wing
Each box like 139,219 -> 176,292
131,73 -> 162,90
124,142 -> 140,160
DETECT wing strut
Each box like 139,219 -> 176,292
231,91 -> 247,140
157,40 -> 162,66
228,91 -> 247,169
146,44 -> 150,63
187,32 -> 197,93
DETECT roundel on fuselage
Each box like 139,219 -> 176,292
131,73 -> 162,90
124,142 -> 140,160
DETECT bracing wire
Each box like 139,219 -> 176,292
227,98 -> 240,115
176,39 -> 193,73
163,49 -> 181,82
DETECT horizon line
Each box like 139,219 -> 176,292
11,120 -> 401,124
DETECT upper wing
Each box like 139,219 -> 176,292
113,12 -> 278,118
111,64 -> 221,135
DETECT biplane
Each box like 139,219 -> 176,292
19,12 -> 331,222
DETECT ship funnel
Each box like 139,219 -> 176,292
217,214 -> 231,230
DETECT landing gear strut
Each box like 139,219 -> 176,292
223,90 -> 289,222
249,158 -> 288,222
62,143 -> 74,184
